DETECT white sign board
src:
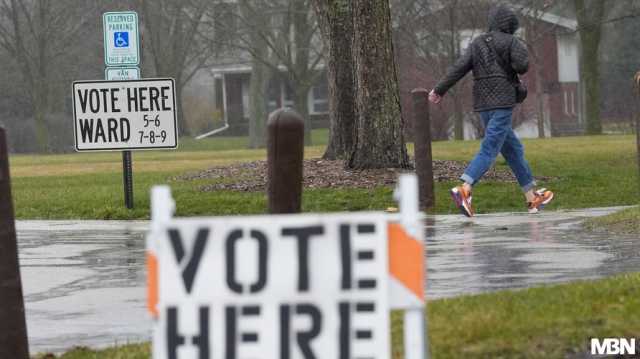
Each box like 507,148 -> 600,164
103,11 -> 140,66
106,67 -> 141,80
72,79 -> 178,151
150,213 -> 390,359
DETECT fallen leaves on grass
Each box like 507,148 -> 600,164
173,158 -> 553,193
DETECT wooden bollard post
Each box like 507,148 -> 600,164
0,127 -> 29,358
411,88 -> 435,211
267,109 -> 304,214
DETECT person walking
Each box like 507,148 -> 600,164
428,4 -> 553,217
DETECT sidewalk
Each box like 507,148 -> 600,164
425,207 -> 639,298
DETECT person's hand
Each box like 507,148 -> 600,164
428,89 -> 442,104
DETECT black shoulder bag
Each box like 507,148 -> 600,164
485,35 -> 528,103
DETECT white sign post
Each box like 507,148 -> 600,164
72,79 -> 178,151
103,11 -> 140,66
146,174 -> 430,359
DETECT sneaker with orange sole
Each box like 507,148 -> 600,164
528,188 -> 554,214
450,185 -> 474,217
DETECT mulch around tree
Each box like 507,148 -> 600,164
174,159 -> 555,193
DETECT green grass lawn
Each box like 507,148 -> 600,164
426,272 -> 640,358
9,132 -> 640,219
43,272 -> 640,359
584,206 -> 640,234
36,344 -> 150,359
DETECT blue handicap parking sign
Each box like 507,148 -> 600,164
114,32 -> 129,48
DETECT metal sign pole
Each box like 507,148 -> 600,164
103,11 -> 141,209
119,68 -> 139,210
122,150 -> 134,209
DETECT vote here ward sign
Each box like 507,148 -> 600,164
147,213 -> 397,359
72,79 -> 178,151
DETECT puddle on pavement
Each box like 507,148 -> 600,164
426,207 -> 640,298
17,221 -> 149,354
17,208 -> 639,353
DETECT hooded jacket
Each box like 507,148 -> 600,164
433,5 -> 529,112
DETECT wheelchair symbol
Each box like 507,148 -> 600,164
114,32 -> 129,48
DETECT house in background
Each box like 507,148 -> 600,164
200,3 -> 581,139
526,8 -> 583,137
209,61 -> 329,135
397,4 -> 583,139
197,0 -> 329,137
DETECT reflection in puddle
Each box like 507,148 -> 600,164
426,207 -> 640,299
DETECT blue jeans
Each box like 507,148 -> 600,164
460,108 -> 536,192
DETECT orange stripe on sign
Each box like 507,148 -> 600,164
146,252 -> 159,318
388,223 -> 425,300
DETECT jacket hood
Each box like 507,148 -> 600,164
488,5 -> 519,34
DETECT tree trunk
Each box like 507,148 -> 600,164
7,0 -> 50,152
31,70 -> 50,152
291,0 -> 314,146
34,107 -> 48,152
452,88 -> 464,140
174,83 -> 188,136
293,85 -> 313,146
448,2 -> 464,141
575,0 -> 605,135
535,62 -> 546,138
239,0 -> 273,149
523,13 -> 547,139
248,59 -> 269,149
312,0 -> 356,159
580,38 -> 602,134
348,0 -> 410,169
35,1 -> 50,151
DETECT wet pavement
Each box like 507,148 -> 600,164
424,207 -> 640,298
18,221 -> 150,354
17,207 -> 639,353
